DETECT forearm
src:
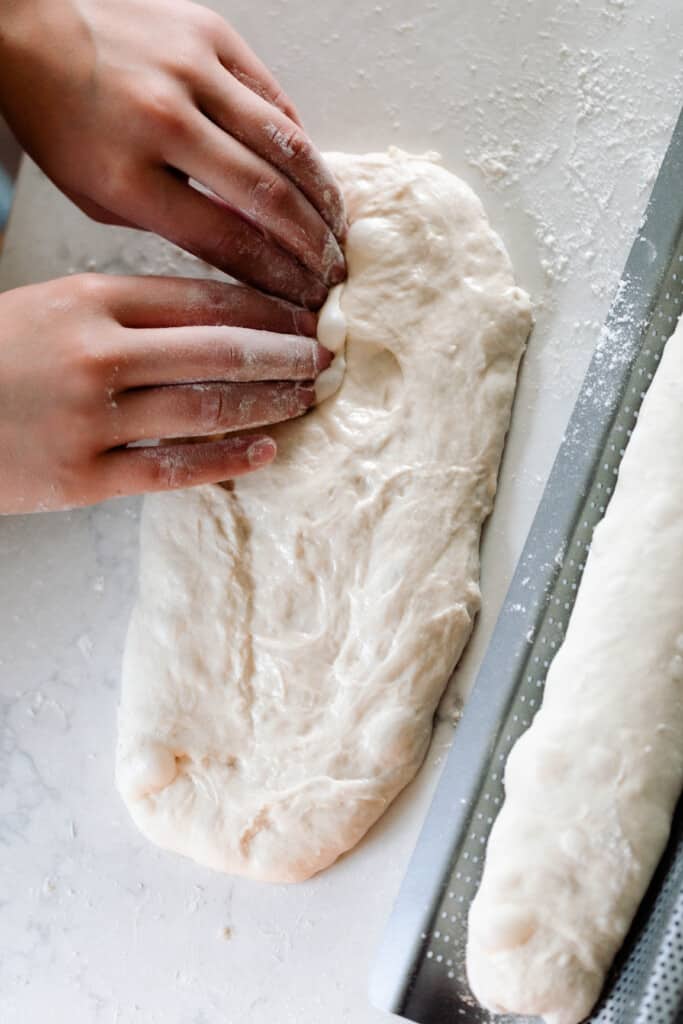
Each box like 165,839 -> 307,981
0,0 -> 97,188
0,0 -> 42,65
0,1 -> 55,122
0,1 -> 86,97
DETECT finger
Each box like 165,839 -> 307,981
210,21 -> 304,126
103,276 -> 317,335
198,67 -> 346,238
117,325 -> 332,388
168,115 -> 345,286
129,170 -> 328,309
112,381 -> 314,444
99,435 -> 277,498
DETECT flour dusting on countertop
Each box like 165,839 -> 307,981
0,1 -> 682,1020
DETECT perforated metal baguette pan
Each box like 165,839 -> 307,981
371,105 -> 683,1024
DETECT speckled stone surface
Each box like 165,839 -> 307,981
0,1 -> 682,1022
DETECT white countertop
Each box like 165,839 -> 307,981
1,2 -> 681,1022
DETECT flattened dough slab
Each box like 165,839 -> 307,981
116,150 -> 531,882
467,317 -> 683,1024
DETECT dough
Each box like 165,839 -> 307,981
315,283 -> 347,402
116,150 -> 531,882
467,318 -> 683,1024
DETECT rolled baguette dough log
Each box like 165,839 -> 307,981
467,317 -> 683,1024
116,149 -> 531,882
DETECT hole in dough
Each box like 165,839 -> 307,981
347,342 -> 404,413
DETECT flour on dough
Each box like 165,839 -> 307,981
467,317 -> 683,1024
116,149 -> 532,882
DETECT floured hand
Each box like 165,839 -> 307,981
0,275 -> 331,514
0,0 -> 346,308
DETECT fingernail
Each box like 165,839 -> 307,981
329,256 -> 347,287
247,438 -> 277,467
303,280 -> 329,311
315,343 -> 334,371
293,308 -> 318,336
295,385 -> 316,409
323,180 -> 347,240
335,213 -> 349,242
322,234 -> 347,287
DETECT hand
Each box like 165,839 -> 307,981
0,274 -> 331,514
0,0 -> 346,308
